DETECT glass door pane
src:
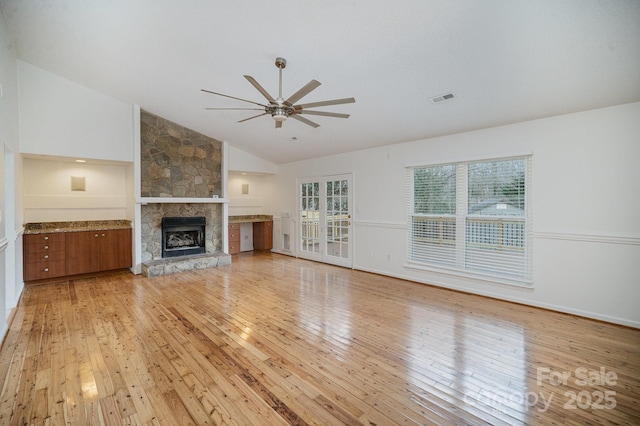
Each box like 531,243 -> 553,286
300,181 -> 321,255
325,179 -> 350,260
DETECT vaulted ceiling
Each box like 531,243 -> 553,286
2,1 -> 639,164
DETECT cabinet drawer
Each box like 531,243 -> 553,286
24,260 -> 66,281
24,241 -> 65,254
229,243 -> 240,254
24,233 -> 65,245
24,249 -> 66,264
228,230 -> 240,242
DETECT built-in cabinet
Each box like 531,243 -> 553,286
228,219 -> 273,254
23,228 -> 132,282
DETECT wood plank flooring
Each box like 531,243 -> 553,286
1,251 -> 639,425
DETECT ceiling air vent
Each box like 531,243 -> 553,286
431,93 -> 455,104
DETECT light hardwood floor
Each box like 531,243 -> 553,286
1,252 -> 638,425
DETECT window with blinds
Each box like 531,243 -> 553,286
408,156 -> 532,283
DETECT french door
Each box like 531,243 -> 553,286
298,174 -> 353,268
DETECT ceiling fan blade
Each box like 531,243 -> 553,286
244,75 -> 276,103
205,107 -> 264,110
238,112 -> 269,123
290,114 -> 320,128
285,80 -> 321,105
275,120 -> 283,129
201,89 -> 268,107
295,97 -> 355,109
298,110 -> 350,119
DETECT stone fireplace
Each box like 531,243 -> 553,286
140,203 -> 222,262
138,110 -> 230,277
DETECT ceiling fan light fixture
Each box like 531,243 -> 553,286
272,107 -> 288,122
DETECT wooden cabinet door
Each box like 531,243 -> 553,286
253,221 -> 273,250
66,229 -> 131,274
65,231 -> 101,275
100,229 -> 132,271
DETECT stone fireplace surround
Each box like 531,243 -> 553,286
138,110 -> 230,277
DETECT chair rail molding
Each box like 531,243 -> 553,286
533,231 -> 640,246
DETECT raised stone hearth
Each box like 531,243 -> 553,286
142,252 -> 231,277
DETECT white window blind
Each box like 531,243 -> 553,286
410,164 -> 457,267
408,156 -> 532,283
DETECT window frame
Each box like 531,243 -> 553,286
407,155 -> 532,286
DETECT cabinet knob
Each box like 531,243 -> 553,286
102,234 -> 106,237
44,246 -> 48,250
44,268 -> 49,272
44,236 -> 49,240
44,255 -> 49,259
95,234 -> 99,237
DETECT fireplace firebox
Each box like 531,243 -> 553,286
161,217 -> 206,258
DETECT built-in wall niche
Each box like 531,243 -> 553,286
228,172 -> 267,216
23,156 -> 131,222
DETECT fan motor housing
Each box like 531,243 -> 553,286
275,57 -> 287,69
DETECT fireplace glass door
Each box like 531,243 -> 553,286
161,217 -> 206,258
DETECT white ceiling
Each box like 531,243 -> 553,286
2,1 -> 639,164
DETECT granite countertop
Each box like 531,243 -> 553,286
228,215 -> 273,224
24,220 -> 132,234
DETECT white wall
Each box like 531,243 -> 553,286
18,61 -> 134,162
264,102 -> 640,327
0,11 -> 24,340
23,157 -> 130,223
228,145 -> 277,174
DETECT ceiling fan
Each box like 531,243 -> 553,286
201,57 -> 355,128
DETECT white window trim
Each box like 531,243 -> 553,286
406,155 -> 533,287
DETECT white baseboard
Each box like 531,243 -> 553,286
354,265 -> 639,329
